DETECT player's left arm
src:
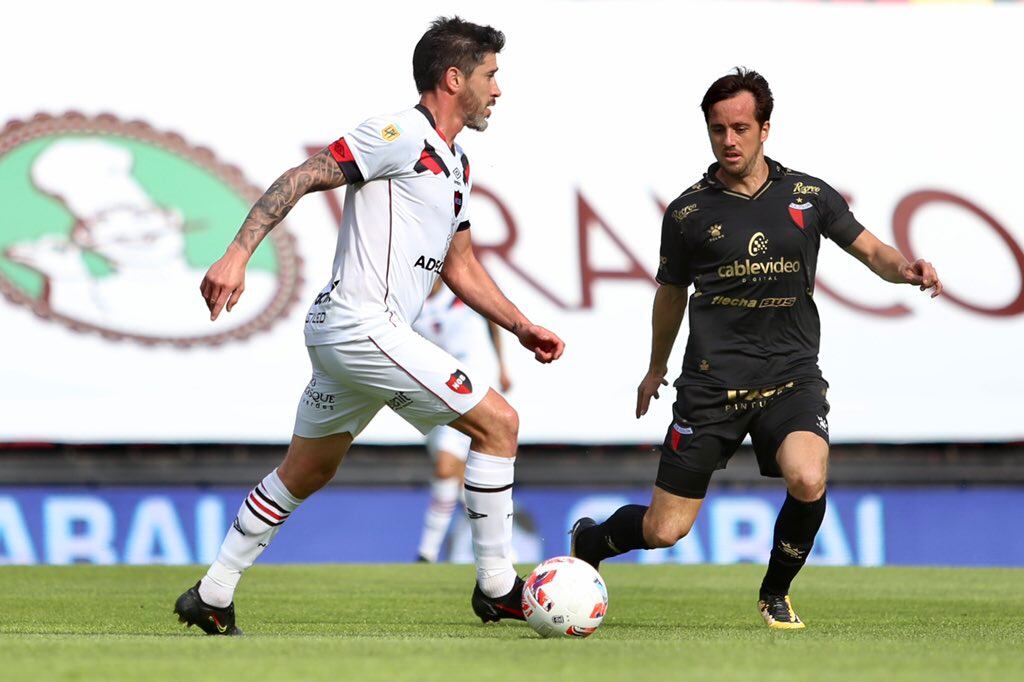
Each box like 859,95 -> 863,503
843,228 -> 943,298
442,230 -> 565,364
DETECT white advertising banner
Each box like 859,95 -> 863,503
2,1 -> 1022,444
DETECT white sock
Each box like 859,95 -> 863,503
198,469 -> 302,607
417,476 -> 461,562
463,451 -> 516,598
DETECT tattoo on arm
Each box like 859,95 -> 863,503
231,149 -> 347,255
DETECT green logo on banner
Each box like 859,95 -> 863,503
0,113 -> 302,345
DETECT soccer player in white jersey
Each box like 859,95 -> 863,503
413,279 -> 512,563
175,17 -> 564,635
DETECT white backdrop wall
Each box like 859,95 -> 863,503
1,1 -> 1022,444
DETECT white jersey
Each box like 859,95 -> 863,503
304,105 -> 472,345
412,285 -> 494,364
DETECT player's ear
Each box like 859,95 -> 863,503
443,66 -> 462,93
760,120 -> 770,142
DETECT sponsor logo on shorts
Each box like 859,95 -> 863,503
386,391 -> 412,411
725,381 -> 796,412
302,377 -> 336,411
446,369 -> 473,395
816,415 -> 829,434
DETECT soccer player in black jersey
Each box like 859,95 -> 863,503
571,68 -> 942,629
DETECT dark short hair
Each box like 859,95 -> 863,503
700,67 -> 774,125
412,16 -> 506,94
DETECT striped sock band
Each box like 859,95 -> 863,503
244,482 -> 291,527
200,469 -> 303,607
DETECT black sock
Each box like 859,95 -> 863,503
760,492 -> 826,599
578,504 -> 651,562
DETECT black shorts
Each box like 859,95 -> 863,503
655,377 -> 830,499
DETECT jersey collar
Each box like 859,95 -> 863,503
415,104 -> 453,151
703,156 -> 786,190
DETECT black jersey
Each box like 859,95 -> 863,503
656,158 -> 864,388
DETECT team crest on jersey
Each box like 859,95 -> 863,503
454,190 -> 463,216
380,124 -> 401,142
446,369 -> 473,395
788,200 -> 813,229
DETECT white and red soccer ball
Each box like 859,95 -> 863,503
521,556 -> 609,638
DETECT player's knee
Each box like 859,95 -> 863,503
501,403 -> 520,440
787,470 -> 826,501
487,401 -> 519,451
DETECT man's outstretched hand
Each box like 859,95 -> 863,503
515,324 -> 565,364
900,258 -> 943,298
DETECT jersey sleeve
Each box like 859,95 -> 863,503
819,182 -> 865,248
655,207 -> 692,286
328,116 -> 413,184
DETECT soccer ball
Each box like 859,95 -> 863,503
521,556 -> 608,638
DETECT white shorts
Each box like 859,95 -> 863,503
425,425 -> 472,461
293,324 -> 490,439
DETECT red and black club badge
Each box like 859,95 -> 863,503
788,200 -> 812,229
446,369 -> 473,395
454,190 -> 463,216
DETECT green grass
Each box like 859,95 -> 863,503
0,565 -> 1021,681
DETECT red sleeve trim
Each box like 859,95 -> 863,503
328,137 -> 364,183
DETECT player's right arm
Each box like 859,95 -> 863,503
486,320 -> 513,392
636,284 -> 688,418
200,149 -> 347,320
637,204 -> 692,418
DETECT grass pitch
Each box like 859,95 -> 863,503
0,564 -> 1021,681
